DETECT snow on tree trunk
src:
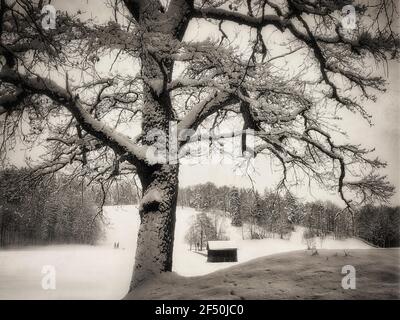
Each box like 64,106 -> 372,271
130,12 -> 179,288
131,164 -> 179,289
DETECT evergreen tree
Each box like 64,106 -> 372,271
229,187 -> 242,227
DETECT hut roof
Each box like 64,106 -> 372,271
207,241 -> 237,250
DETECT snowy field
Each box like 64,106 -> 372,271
128,249 -> 400,300
0,206 -> 372,299
172,206 -> 372,276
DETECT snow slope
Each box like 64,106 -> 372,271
102,205 -> 372,277
171,207 -> 372,276
0,205 -> 372,299
127,249 -> 400,300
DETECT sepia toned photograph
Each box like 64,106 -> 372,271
0,0 -> 399,304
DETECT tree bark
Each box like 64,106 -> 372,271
129,41 -> 178,289
124,0 -> 195,291
131,163 -> 179,289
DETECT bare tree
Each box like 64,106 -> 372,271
0,0 -> 398,290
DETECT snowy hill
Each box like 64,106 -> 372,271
103,206 -> 372,277
127,248 -> 400,300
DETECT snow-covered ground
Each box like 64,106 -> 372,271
0,205 -> 372,299
172,206 -> 372,276
0,206 -> 138,300
0,245 -> 133,299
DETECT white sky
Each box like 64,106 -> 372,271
8,0 -> 400,206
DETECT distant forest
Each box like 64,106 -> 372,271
0,169 -> 104,247
1,171 -> 398,249
0,167 -> 143,248
178,183 -> 400,248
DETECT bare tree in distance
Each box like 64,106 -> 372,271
0,0 -> 398,290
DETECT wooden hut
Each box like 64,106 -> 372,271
207,241 -> 238,262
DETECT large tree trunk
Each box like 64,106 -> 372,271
126,0 -> 193,291
130,163 -> 179,290
129,38 -> 178,290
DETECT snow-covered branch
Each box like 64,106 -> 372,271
0,69 -> 148,166
177,90 -> 238,135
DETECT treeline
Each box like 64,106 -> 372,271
104,180 -> 139,206
0,168 -> 103,247
178,183 -> 400,247
178,183 -> 297,240
357,205 -> 400,247
302,203 -> 400,247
